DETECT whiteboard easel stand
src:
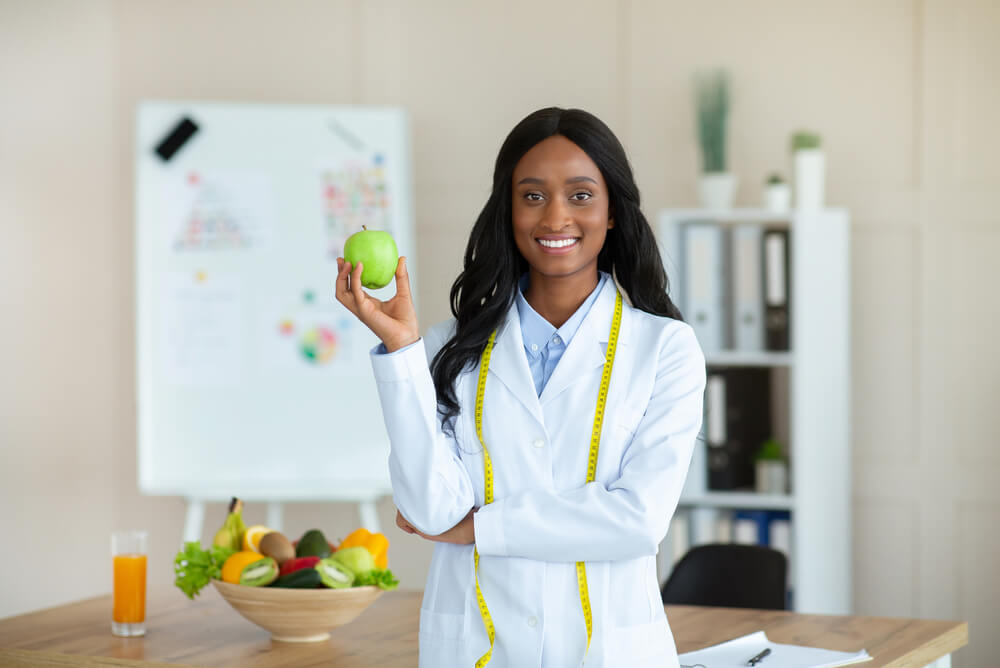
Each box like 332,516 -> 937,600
181,490 -> 389,544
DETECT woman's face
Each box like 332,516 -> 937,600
511,135 -> 613,283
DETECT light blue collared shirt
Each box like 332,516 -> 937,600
374,272 -> 609,397
516,272 -> 609,396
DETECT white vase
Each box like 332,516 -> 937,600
764,183 -> 791,214
793,149 -> 825,210
755,459 -> 788,494
698,172 -> 737,210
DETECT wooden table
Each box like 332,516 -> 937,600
0,588 -> 967,667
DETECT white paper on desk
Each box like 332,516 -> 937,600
678,631 -> 872,668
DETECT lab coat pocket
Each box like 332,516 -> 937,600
419,608 -> 468,641
606,616 -> 674,664
602,407 -> 643,479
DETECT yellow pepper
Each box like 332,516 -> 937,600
338,527 -> 389,569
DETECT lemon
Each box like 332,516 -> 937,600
242,525 -> 272,553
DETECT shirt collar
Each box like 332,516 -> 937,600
515,272 -> 609,358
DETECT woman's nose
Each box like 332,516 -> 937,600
541,197 -> 572,230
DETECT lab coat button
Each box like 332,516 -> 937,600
527,615 -> 538,628
532,438 -> 545,449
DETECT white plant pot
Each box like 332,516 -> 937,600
698,172 -> 737,210
794,149 -> 825,210
755,459 -> 788,494
764,183 -> 791,213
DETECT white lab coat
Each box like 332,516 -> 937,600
370,278 -> 706,668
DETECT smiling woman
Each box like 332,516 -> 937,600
335,107 -> 705,668
430,107 -> 684,431
511,135 -> 615,328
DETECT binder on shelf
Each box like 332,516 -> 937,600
714,511 -> 733,543
769,511 -> 792,556
682,223 -> 728,352
706,368 -> 772,491
733,514 -> 759,544
691,506 -> 719,546
657,509 -> 691,587
769,512 -> 794,608
731,224 -> 765,351
764,228 -> 791,350
669,511 -> 690,566
683,427 -> 708,498
732,509 -> 790,546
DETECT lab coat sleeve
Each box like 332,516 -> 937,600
473,321 -> 706,562
370,321 -> 476,536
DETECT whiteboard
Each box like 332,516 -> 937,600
135,100 -> 414,501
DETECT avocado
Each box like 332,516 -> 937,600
295,529 -> 332,559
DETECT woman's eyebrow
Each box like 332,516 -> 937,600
516,176 -> 598,186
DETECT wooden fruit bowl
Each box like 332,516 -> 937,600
212,579 -> 384,642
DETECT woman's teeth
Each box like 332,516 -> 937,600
538,238 -> 578,248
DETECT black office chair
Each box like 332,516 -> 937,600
660,543 -> 788,610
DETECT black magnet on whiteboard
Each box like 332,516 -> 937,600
154,116 -> 199,161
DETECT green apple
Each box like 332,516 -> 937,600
343,227 -> 399,289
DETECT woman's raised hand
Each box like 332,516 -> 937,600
335,256 -> 419,352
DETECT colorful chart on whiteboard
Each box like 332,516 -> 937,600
319,154 -> 391,260
170,170 -> 275,252
259,288 -> 363,374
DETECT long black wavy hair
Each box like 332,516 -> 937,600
430,107 -> 683,433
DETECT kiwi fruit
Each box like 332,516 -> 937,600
238,556 -> 279,586
259,531 -> 295,565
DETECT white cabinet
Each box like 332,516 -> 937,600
656,208 -> 851,614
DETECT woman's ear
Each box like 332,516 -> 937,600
608,217 -> 615,229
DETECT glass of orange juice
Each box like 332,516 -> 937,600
111,530 -> 148,637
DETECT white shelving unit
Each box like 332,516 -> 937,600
656,207 -> 851,615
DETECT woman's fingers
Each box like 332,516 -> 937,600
349,260 -> 367,313
396,510 -> 416,534
393,256 -> 411,301
334,258 -> 356,312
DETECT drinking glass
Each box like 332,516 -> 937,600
111,530 -> 148,637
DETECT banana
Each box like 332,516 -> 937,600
212,497 -> 246,551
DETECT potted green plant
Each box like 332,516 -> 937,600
695,69 -> 736,210
763,172 -> 790,213
790,130 -> 824,210
754,437 -> 788,494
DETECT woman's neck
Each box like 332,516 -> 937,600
524,269 -> 601,329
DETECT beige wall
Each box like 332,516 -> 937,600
2,1 -> 996,664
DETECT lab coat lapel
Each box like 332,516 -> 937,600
539,279 -> 620,407
487,302 -> 545,427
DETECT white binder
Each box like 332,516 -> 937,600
682,223 -> 728,352
731,224 -> 764,351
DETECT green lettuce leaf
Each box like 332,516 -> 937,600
354,568 -> 399,591
173,542 -> 235,599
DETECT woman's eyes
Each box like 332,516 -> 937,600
524,191 -> 592,202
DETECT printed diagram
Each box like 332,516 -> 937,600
265,288 -> 356,372
170,171 -> 274,252
160,271 -> 242,386
320,154 -> 391,259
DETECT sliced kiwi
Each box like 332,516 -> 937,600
239,556 -> 279,586
316,557 -> 355,589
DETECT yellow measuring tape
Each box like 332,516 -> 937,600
472,291 -> 623,667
